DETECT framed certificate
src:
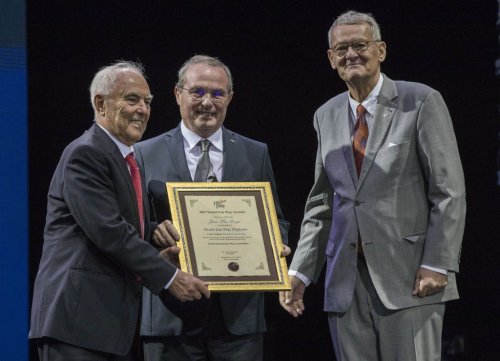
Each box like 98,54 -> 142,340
166,182 -> 290,292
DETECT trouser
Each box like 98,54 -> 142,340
37,337 -> 141,361
328,256 -> 445,361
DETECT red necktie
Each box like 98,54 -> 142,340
125,153 -> 144,238
353,104 -> 369,176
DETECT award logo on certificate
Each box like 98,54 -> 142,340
166,182 -> 290,291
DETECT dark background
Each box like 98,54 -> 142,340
28,0 -> 499,360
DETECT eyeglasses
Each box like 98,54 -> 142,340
177,86 -> 230,103
331,40 -> 378,57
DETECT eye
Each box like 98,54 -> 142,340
352,41 -> 367,51
190,87 -> 206,98
334,44 -> 348,54
126,96 -> 140,105
212,89 -> 226,98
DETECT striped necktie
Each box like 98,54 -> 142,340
194,139 -> 218,182
353,104 -> 369,177
125,153 -> 144,238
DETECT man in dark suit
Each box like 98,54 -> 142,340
29,61 -> 210,361
280,11 -> 466,360
135,55 -> 289,361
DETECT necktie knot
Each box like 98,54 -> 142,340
125,152 -> 138,168
199,139 -> 211,153
356,104 -> 367,120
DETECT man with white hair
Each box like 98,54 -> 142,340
281,11 -> 465,360
29,61 -> 209,360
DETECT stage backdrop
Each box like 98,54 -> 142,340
0,1 -> 28,360
27,1 -> 499,360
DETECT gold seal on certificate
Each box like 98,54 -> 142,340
167,182 -> 290,292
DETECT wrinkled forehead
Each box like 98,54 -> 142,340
112,70 -> 150,94
331,23 -> 372,43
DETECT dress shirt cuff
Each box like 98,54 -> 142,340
288,270 -> 311,287
420,264 -> 448,275
163,268 -> 179,289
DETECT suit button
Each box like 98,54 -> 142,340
355,200 -> 361,206
349,243 -> 356,249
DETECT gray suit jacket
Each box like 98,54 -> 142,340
290,75 -> 466,313
29,124 -> 177,355
135,125 -> 289,336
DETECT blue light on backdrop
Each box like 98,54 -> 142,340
0,1 -> 28,360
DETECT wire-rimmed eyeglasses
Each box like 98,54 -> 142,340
176,85 -> 230,103
330,40 -> 379,57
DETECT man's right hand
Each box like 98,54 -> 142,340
168,270 -> 210,302
279,275 -> 306,318
159,247 -> 180,267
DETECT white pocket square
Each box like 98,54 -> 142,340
388,142 -> 399,148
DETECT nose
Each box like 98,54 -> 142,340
345,46 -> 359,59
200,94 -> 215,106
136,99 -> 150,113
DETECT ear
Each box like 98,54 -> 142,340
327,49 -> 337,70
94,95 -> 105,116
377,41 -> 387,63
174,85 -> 181,105
226,91 -> 234,105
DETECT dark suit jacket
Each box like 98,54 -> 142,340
290,75 -> 466,312
135,125 -> 289,336
29,124 -> 178,355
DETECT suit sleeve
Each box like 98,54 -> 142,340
416,89 -> 466,272
63,144 -> 177,293
289,114 -> 334,282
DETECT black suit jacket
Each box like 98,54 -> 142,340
29,124 -> 177,355
135,125 -> 289,336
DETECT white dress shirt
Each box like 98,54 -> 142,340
180,121 -> 223,181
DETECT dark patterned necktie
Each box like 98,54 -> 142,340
353,104 -> 369,177
125,153 -> 144,238
194,139 -> 218,182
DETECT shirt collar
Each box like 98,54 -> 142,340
180,121 -> 223,152
96,123 -> 134,158
348,73 -> 384,118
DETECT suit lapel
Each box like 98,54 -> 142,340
221,127 -> 237,181
92,124 -> 133,189
166,126 -> 193,182
91,124 -> 142,229
356,76 -> 398,189
138,166 -> 150,232
337,101 -> 358,186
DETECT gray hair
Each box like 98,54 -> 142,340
328,11 -> 382,48
89,60 -> 146,111
176,54 -> 233,93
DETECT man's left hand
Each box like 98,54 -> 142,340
412,267 -> 448,298
153,220 -> 180,248
153,220 -> 180,265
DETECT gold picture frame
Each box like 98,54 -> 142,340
166,182 -> 290,292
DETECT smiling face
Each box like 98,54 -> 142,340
327,23 -> 386,93
175,63 -> 233,138
94,69 -> 152,146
